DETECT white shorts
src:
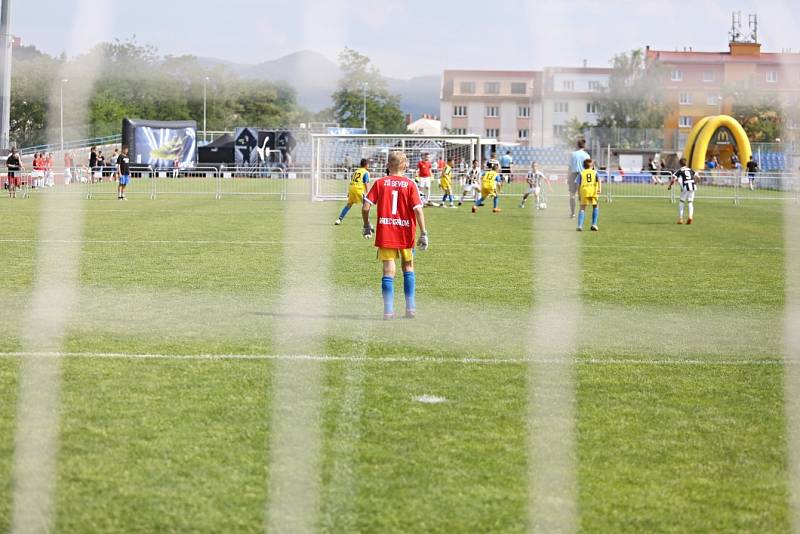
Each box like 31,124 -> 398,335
419,177 -> 432,189
525,186 -> 541,196
680,190 -> 695,203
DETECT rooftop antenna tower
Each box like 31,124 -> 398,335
729,11 -> 743,43
748,13 -> 759,43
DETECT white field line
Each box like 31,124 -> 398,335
0,237 -> 788,252
0,352 -> 786,366
527,208 -> 580,533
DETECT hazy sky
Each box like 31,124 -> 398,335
12,0 -> 800,78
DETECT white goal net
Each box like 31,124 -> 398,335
310,134 -> 482,201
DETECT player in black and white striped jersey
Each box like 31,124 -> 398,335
667,158 -> 698,225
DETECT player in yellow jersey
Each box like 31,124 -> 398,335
335,158 -> 370,225
471,162 -> 502,213
576,158 -> 601,231
439,157 -> 456,208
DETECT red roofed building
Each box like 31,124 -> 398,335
646,40 -> 800,150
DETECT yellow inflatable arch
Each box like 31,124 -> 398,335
682,115 -> 752,171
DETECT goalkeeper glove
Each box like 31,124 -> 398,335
363,223 -> 374,239
417,232 -> 429,251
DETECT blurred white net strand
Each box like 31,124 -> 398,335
10,1 -> 112,532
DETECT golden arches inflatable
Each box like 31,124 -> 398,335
683,115 -> 752,170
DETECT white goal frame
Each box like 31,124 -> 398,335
310,134 -> 482,201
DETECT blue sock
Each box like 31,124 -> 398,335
338,204 -> 351,220
493,196 -> 498,209
578,210 -> 585,228
403,271 -> 416,311
442,194 -> 447,203
591,206 -> 599,226
381,276 -> 394,315
476,197 -> 483,206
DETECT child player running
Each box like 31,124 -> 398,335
519,161 -> 551,209
458,159 -> 481,206
471,162 -> 502,213
576,158 -> 600,231
439,157 -> 456,208
335,158 -> 370,225
362,151 -> 429,320
667,157 -> 698,225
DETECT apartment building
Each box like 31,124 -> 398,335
541,66 -> 611,147
439,70 -> 543,147
439,67 -> 610,148
647,41 -> 800,150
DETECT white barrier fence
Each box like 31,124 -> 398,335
3,166 -> 798,204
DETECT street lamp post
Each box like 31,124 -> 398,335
60,78 -> 67,154
203,76 -> 209,143
362,82 -> 368,131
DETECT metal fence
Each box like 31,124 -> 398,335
3,166 -> 797,204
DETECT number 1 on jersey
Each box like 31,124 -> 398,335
391,190 -> 398,215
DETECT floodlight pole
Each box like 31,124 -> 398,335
362,82 -> 368,131
203,76 -> 209,143
0,0 -> 12,152
60,78 -> 67,154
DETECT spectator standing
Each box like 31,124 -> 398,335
6,147 -> 22,198
568,139 -> 591,218
44,152 -> 54,187
109,148 -> 120,180
117,145 -> 131,200
746,155 -> 759,190
97,150 -> 105,181
64,152 -> 74,184
89,146 -> 98,182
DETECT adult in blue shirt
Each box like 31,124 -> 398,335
568,139 -> 590,218
500,151 -> 513,184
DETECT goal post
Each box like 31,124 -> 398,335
310,134 -> 482,201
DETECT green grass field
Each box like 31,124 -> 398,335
0,189 -> 792,532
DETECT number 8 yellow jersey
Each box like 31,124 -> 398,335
579,168 -> 600,199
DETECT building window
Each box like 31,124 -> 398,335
679,92 -> 692,105
485,106 -> 499,118
511,82 -> 527,95
459,81 -> 476,94
562,80 -> 575,91
671,70 -> 683,82
486,128 -> 500,138
453,105 -> 467,117
553,125 -> 567,138
586,102 -> 598,114
518,106 -> 530,118
451,128 -> 467,135
703,70 -> 715,82
767,71 -> 778,83
554,102 -> 569,113
588,81 -> 601,91
707,94 -> 719,106
679,116 -> 693,128
484,82 -> 500,94
518,129 -> 529,140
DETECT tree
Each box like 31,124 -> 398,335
595,49 -> 667,129
732,97 -> 784,143
331,48 -> 405,134
559,117 -> 590,147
